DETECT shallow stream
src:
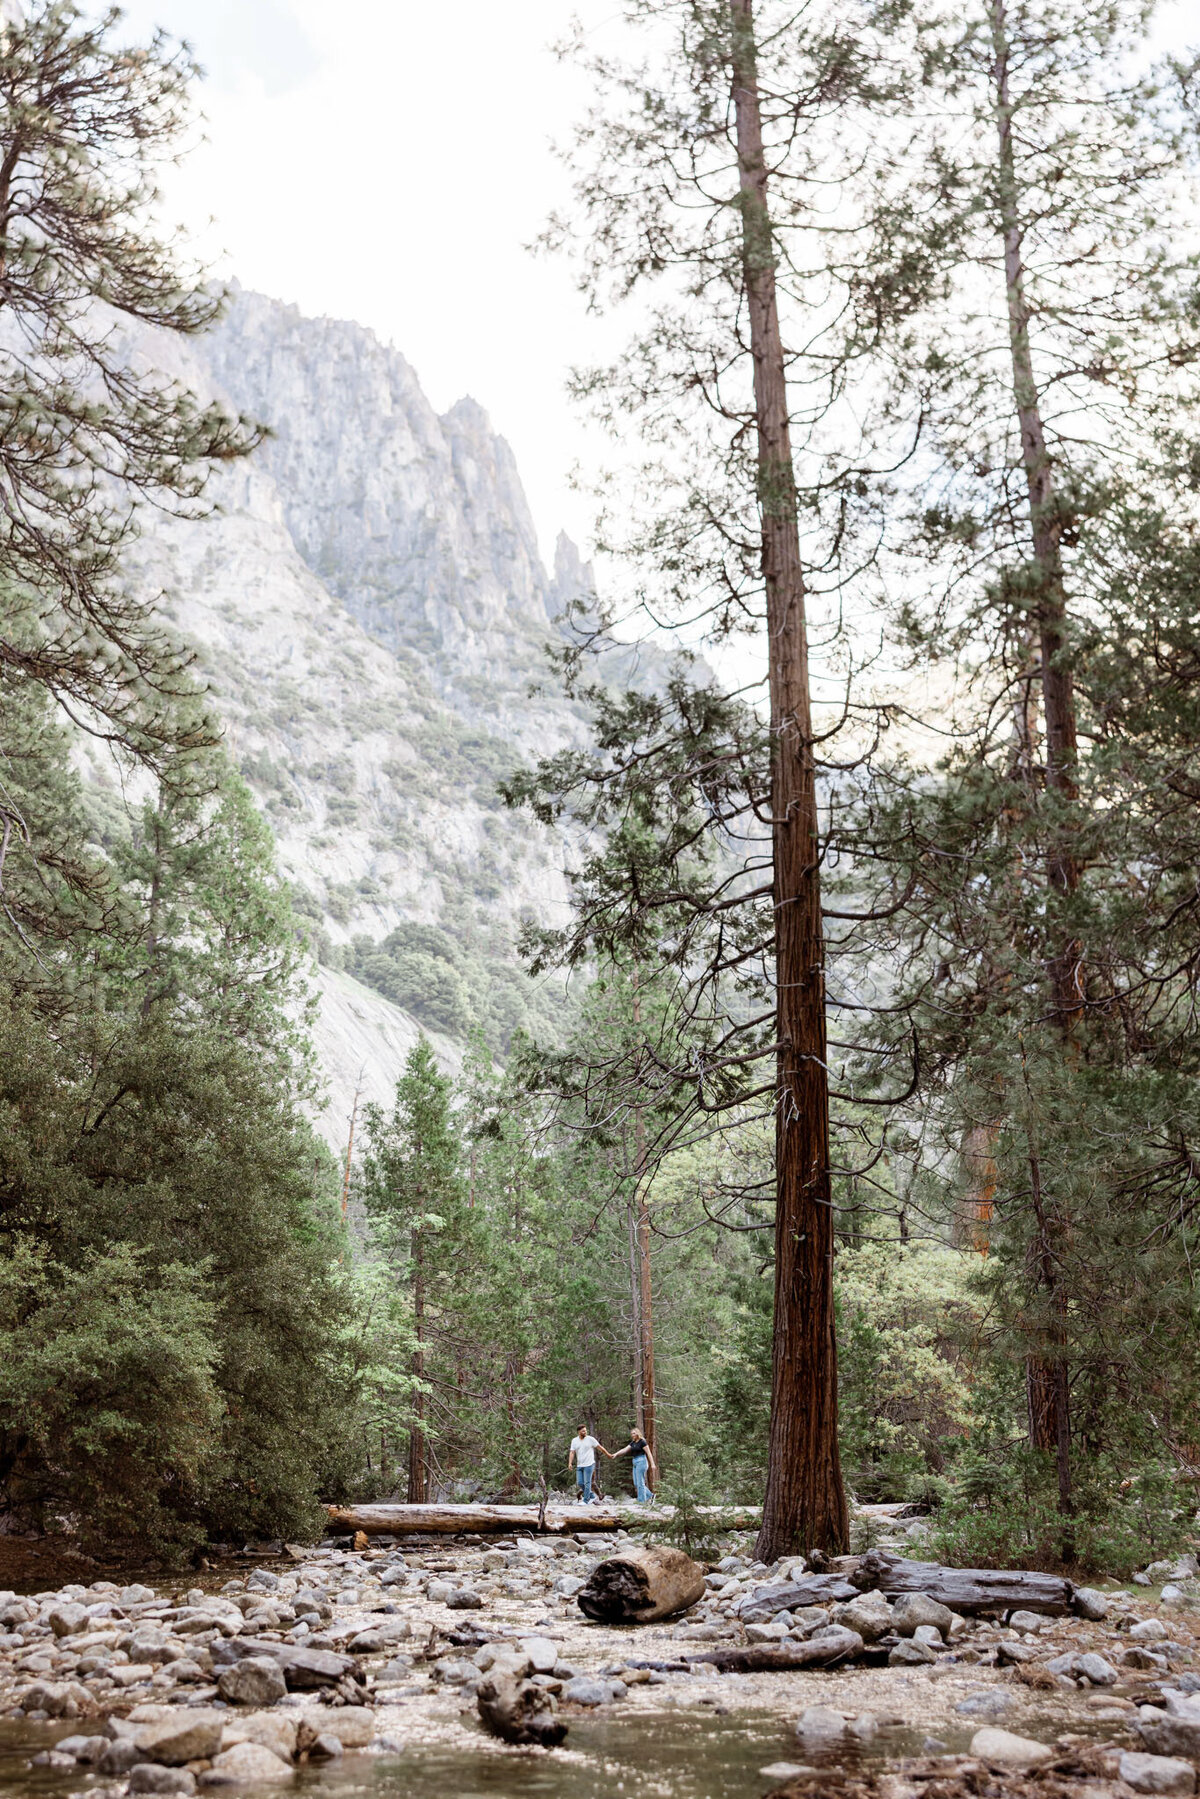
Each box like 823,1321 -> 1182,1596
0,1704 -> 1126,1799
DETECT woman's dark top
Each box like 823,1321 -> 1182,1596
630,1434 -> 648,1460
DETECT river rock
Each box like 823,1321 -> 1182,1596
519,1636 -> 559,1674
1132,1619 -> 1169,1641
892,1593 -> 954,1637
1074,1587 -> 1111,1621
128,1767 -> 197,1796
221,1712 -> 299,1763
835,1593 -> 894,1642
57,1734 -> 109,1763
1120,1753 -> 1197,1796
796,1707 -> 877,1744
562,1676 -> 621,1705
127,1708 -> 226,1765
217,1655 -> 287,1706
445,1589 -> 483,1610
303,1705 -> 373,1749
203,1740 -> 293,1785
48,1603 -> 89,1637
1008,1610 -> 1046,1633
913,1625 -> 944,1649
99,1739 -> 147,1777
956,1690 -> 1014,1719
889,1639 -> 936,1666
1135,1712 -> 1200,1760
970,1728 -> 1053,1769
1077,1652 -> 1119,1687
746,1620 -> 790,1643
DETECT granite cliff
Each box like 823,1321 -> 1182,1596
114,288 -> 607,1145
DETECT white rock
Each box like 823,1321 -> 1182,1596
203,1741 -> 292,1785
1132,1619 -> 1170,1641
969,1728 -> 1053,1770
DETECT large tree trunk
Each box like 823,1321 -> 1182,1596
731,0 -> 847,1562
576,1544 -> 707,1623
990,0 -> 1076,1507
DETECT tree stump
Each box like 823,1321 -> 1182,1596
577,1544 -> 707,1624
476,1673 -> 567,1747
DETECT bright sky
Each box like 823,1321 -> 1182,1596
105,0 -> 618,566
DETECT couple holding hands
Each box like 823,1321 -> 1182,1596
568,1423 -> 657,1505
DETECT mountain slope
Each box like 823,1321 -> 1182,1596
112,288 -> 604,1144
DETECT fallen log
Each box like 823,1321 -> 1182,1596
854,1548 -> 1073,1616
736,1574 -> 860,1619
324,1502 -> 624,1536
686,1625 -> 864,1674
476,1673 -> 567,1747
577,1544 -> 707,1624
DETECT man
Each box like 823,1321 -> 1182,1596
568,1424 -> 603,1504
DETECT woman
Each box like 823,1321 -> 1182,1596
605,1427 -> 657,1503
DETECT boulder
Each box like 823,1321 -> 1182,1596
302,1706 -> 373,1749
1132,1619 -> 1169,1642
125,1707 -> 226,1765
128,1768 -> 196,1796
1135,1712 -> 1200,1761
203,1741 -> 293,1785
1076,1652 -> 1118,1687
98,1740 -> 146,1777
970,1728 -> 1053,1770
1120,1753 -> 1197,1796
217,1656 -> 288,1707
306,1734 -> 343,1759
221,1713 -> 299,1763
1073,1587 -> 1111,1621
1008,1610 -> 1046,1633
889,1639 -> 935,1666
445,1590 -> 483,1610
913,1625 -> 944,1649
891,1593 -> 954,1637
834,1593 -> 894,1642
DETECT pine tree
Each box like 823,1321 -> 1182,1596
0,1 -> 261,817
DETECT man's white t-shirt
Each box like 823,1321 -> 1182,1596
572,1434 -> 599,1469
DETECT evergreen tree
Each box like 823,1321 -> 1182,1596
358,1040 -> 471,1502
0,1 -> 261,829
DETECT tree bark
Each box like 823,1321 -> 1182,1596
991,0 -> 1077,1497
730,0 -> 847,1562
576,1543 -> 708,1623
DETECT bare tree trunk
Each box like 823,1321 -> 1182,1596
631,975 -> 657,1468
991,0 -> 1078,1497
407,1230 -> 427,1504
731,0 -> 847,1560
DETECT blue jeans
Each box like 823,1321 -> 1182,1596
632,1455 -> 652,1503
576,1464 -> 593,1504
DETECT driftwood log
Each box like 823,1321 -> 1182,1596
854,1549 -> 1073,1616
737,1574 -> 859,1619
686,1625 -> 864,1674
476,1673 -> 567,1747
324,1502 -> 624,1536
577,1544 -> 707,1624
